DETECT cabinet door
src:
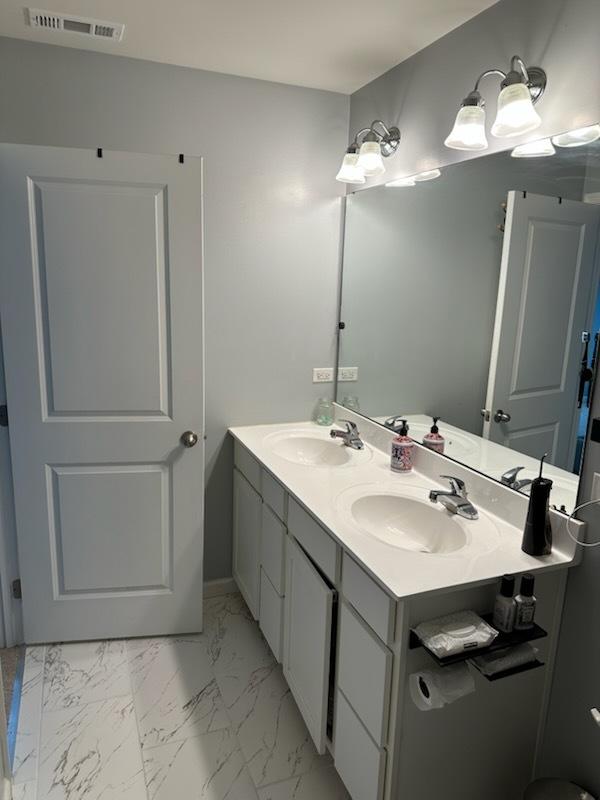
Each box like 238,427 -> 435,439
283,537 -> 334,754
233,469 -> 261,619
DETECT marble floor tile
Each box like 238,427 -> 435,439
126,636 -> 229,749
43,640 -> 131,711
143,728 -> 259,800
216,657 -> 325,788
12,781 -> 37,800
12,646 -> 45,784
37,695 -> 146,800
203,594 -> 273,679
257,763 -> 351,800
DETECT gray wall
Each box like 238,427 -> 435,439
349,0 -> 600,189
339,150 -> 587,433
346,0 -> 600,789
0,36 -> 349,581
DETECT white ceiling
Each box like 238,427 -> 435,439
0,0 -> 499,94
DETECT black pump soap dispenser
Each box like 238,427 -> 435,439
521,454 -> 553,557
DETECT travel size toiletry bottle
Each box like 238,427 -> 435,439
492,574 -> 516,633
521,454 -> 553,556
423,416 -> 445,454
514,574 -> 537,630
391,420 -> 414,473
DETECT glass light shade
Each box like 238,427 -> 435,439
357,141 -> 385,176
511,138 -> 555,158
335,152 -> 365,184
552,124 -> 600,148
414,169 -> 441,182
444,105 -> 488,151
386,176 -> 416,188
491,82 -> 541,138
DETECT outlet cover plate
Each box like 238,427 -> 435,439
338,367 -> 358,382
313,367 -> 334,383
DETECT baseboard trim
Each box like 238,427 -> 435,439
203,578 -> 238,598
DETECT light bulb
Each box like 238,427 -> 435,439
385,176 -> 416,188
414,169 -> 441,182
552,124 -> 600,148
357,140 -> 385,176
335,152 -> 365,184
444,105 -> 488,151
491,82 -> 541,138
511,138 -> 555,158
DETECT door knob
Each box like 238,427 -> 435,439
180,431 -> 199,448
493,410 -> 511,423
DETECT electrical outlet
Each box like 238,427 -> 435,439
313,367 -> 334,383
338,366 -> 358,382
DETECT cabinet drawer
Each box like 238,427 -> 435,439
334,690 -> 386,800
261,504 -> 286,594
342,553 -> 395,644
234,440 -> 261,492
259,569 -> 283,662
337,602 -> 392,746
262,470 -> 286,521
288,498 -> 339,583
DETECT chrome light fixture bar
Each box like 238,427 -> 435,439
336,120 -> 400,184
445,55 -> 547,151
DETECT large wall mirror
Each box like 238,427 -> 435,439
337,127 -> 600,513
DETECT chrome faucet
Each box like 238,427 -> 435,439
383,415 -> 405,432
330,420 -> 364,450
429,475 -> 478,520
500,466 -> 532,492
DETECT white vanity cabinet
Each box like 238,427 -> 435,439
283,536 -> 334,754
231,437 -> 566,800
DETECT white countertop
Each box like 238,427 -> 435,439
229,419 -> 578,601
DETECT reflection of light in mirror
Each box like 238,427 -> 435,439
414,169 -> 442,182
511,138 -> 556,158
385,176 -> 416,188
491,82 -> 542,137
444,105 -> 488,151
552,124 -> 600,148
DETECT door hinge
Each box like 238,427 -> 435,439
0,405 -> 7,427
12,578 -> 22,600
480,408 -> 491,422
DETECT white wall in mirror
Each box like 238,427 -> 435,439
337,131 -> 600,512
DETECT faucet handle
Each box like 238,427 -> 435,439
338,419 -> 358,434
439,475 -> 466,495
501,466 -> 525,485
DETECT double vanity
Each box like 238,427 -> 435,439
230,408 -> 583,800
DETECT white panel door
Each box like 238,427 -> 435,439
484,191 -> 600,469
283,537 -> 333,755
0,144 -> 204,643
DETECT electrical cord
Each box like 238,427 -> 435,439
566,498 -> 600,547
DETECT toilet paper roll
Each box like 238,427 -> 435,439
409,663 -> 475,711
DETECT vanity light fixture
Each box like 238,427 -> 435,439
385,176 -> 416,188
336,120 -> 400,183
336,144 -> 366,184
414,169 -> 442,182
445,55 -> 546,150
511,138 -> 556,158
552,124 -> 600,148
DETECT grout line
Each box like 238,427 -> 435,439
123,638 -> 150,800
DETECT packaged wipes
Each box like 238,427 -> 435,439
414,611 -> 498,658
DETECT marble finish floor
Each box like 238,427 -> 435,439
12,592 -> 350,799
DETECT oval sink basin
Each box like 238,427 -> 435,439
351,494 -> 467,553
264,430 -> 372,467
336,484 -> 500,555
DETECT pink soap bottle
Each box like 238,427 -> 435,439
423,417 -> 445,454
391,420 -> 414,472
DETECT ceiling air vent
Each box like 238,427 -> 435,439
27,8 -> 125,41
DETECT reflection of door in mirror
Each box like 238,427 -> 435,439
483,191 -> 600,473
